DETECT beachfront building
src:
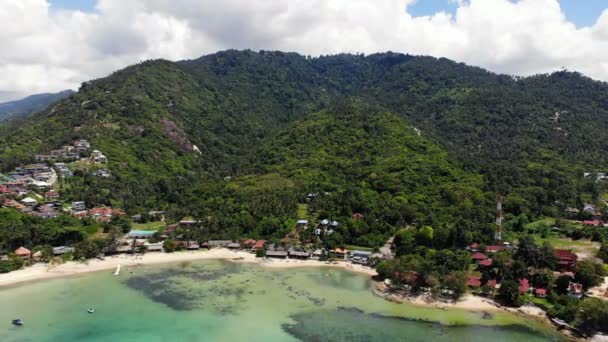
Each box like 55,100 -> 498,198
208,240 -> 233,248
15,247 -> 31,260
127,230 -> 157,239
288,248 -> 310,260
252,240 -> 267,251
266,250 -> 288,259
349,250 -> 372,264
52,246 -> 75,255
144,242 -> 163,252
330,248 -> 348,260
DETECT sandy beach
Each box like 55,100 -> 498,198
0,248 -> 376,288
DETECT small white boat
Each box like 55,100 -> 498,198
12,318 -> 23,326
87,308 -> 95,314
113,264 -> 120,276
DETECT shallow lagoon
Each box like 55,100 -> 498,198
0,260 -> 562,341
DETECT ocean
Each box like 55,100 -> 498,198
0,260 -> 562,341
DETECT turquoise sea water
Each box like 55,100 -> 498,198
0,260 -> 562,341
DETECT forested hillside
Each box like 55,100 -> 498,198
1,50 -> 608,246
0,90 -> 74,123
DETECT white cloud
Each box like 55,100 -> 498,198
0,0 -> 607,100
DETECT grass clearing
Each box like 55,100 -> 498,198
132,221 -> 165,231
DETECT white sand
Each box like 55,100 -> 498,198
0,249 -> 376,287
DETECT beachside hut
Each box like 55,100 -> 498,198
227,242 -> 241,249
252,240 -> 267,251
467,276 -> 481,288
266,250 -> 288,259
208,240 -> 232,248
242,239 -> 257,248
330,248 -> 348,260
144,242 -> 163,252
15,247 -> 31,259
52,246 -> 75,255
187,242 -> 200,250
288,249 -> 310,260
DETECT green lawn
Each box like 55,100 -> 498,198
533,235 -> 599,254
297,204 -> 308,220
132,221 -> 165,231
344,245 -> 374,252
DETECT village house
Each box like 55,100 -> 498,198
45,190 -> 60,200
554,249 -> 578,271
568,282 -> 584,299
467,276 -> 481,288
288,248 -> 310,259
518,278 -> 530,294
296,220 -> 308,229
90,150 -> 107,163
144,242 -> 163,252
21,197 -> 38,207
227,242 -> 241,249
71,201 -> 86,212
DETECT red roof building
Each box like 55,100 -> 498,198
352,213 -> 365,220
486,279 -> 498,289
0,184 -> 9,193
471,252 -> 488,260
568,282 -> 584,298
468,242 -> 479,251
252,240 -> 267,250
583,220 -> 602,226
45,190 -> 60,199
554,249 -> 578,271
518,278 -> 530,293
534,288 -> 547,298
467,277 -> 481,287
485,245 -> 505,253
242,239 -> 257,247
15,246 -> 31,259
479,259 -> 493,267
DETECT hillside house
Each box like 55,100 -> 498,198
90,150 -> 107,163
555,249 -> 578,271
71,201 -> 86,212
568,282 -> 584,299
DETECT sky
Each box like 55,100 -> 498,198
0,0 -> 607,101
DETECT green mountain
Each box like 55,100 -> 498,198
1,50 -> 607,247
0,90 -> 75,123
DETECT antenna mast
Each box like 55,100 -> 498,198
495,194 -> 503,243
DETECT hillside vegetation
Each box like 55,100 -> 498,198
1,50 -> 608,247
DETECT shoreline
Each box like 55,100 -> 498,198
0,249 -> 377,288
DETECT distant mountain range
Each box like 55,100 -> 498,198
0,90 -> 75,123
1,50 -> 607,247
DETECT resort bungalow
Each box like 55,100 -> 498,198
115,245 -> 133,254
52,246 -> 75,255
296,220 -> 309,229
71,201 -> 86,212
330,248 -> 348,260
227,242 -> 241,249
187,242 -> 200,250
471,252 -> 488,261
467,276 -> 481,288
311,249 -> 324,260
242,239 -> 257,248
252,240 -> 267,251
15,247 -> 31,260
208,240 -> 233,248
349,250 -> 372,264
288,248 -> 310,260
144,242 -> 163,252
127,230 -> 157,239
535,288 -> 548,298
266,250 -> 288,259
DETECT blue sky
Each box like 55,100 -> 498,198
409,0 -> 605,27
